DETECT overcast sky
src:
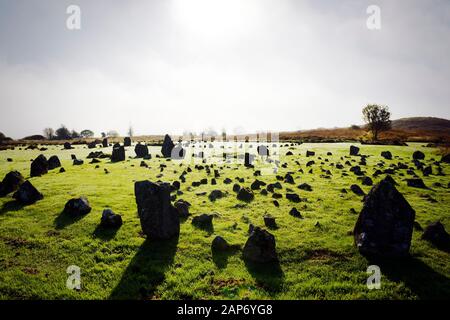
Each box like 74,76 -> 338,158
0,0 -> 449,138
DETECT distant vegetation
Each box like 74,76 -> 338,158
362,104 -> 392,141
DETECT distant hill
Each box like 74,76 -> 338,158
391,117 -> 450,131
280,117 -> 450,143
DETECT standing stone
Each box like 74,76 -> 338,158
350,145 -> 360,156
244,153 -> 253,167
441,154 -> 450,163
30,155 -> 49,177
257,145 -> 269,157
161,134 -> 175,158
353,176 -> 415,258
171,144 -> 186,160
134,143 -> 149,158
88,141 -> 96,149
13,181 -> 43,204
0,171 -> 24,197
134,181 -> 180,240
48,155 -> 61,170
64,197 -> 92,216
124,137 -> 132,147
100,209 -> 123,228
63,142 -> 72,150
243,227 -> 278,263
381,151 -> 392,160
413,151 -> 425,160
421,221 -> 450,251
111,145 -> 125,162
102,138 -> 108,148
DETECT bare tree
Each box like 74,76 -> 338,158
362,104 -> 391,141
43,128 -> 55,140
128,125 -> 134,137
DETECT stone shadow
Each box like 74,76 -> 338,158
54,210 -> 86,230
109,236 -> 178,299
367,256 -> 450,299
0,200 -> 25,215
244,259 -> 284,293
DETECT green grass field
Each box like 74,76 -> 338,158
0,142 -> 449,300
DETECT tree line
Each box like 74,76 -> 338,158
43,126 -> 125,140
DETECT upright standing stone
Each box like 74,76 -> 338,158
243,227 -> 278,263
350,145 -> 360,156
13,181 -> 43,204
102,138 -> 108,148
48,155 -> 61,170
0,171 -> 24,197
124,137 -> 132,147
111,145 -> 125,162
161,134 -> 175,158
134,181 -> 180,240
354,176 -> 415,258
134,143 -> 149,158
30,155 -> 49,177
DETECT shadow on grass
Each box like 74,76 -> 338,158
93,225 -> 120,241
54,210 -> 86,230
368,256 -> 450,299
0,200 -> 24,215
109,236 -> 178,299
244,259 -> 284,293
212,246 -> 241,269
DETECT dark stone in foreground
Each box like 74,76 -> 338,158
237,188 -> 254,202
209,190 -> 224,201
134,143 -> 149,158
13,181 -> 43,205
100,209 -> 123,228
421,221 -> 450,252
0,171 -> 24,197
381,151 -> 392,160
134,181 -> 180,240
111,145 -> 125,162
413,151 -> 425,160
161,134 -> 175,158
64,197 -> 91,216
289,207 -> 302,218
243,227 -> 278,263
441,153 -> 450,163
30,154 -> 48,177
192,214 -> 213,229
350,184 -> 365,196
48,155 -> 61,170
350,145 -> 359,156
211,236 -> 230,251
264,215 -> 277,229
406,178 -> 427,189
354,176 -> 415,258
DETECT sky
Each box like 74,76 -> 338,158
0,0 -> 449,139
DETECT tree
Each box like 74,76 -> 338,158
43,128 -> 55,140
71,130 -> 80,139
80,129 -> 94,138
55,125 -> 72,140
362,104 -> 391,141
107,130 -> 119,138
128,125 -> 134,137
101,132 -> 106,138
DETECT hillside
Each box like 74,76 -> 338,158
391,117 -> 450,131
280,117 -> 450,143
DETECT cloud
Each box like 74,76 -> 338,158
0,0 -> 449,138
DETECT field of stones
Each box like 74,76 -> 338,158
0,136 -> 449,300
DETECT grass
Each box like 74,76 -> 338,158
0,142 -> 449,300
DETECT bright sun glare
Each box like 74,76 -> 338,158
172,0 -> 264,39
